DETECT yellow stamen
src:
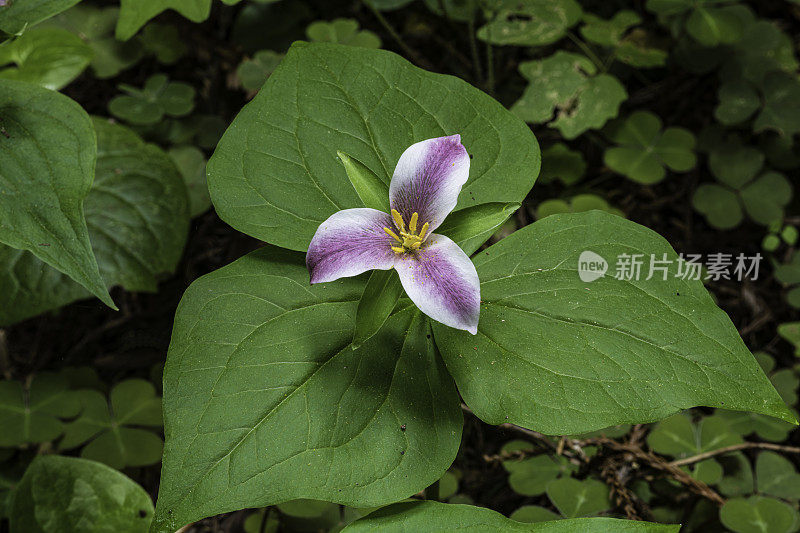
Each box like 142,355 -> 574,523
391,209 -> 405,233
383,227 -> 402,243
385,210 -> 429,255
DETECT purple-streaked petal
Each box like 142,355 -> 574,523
395,233 -> 480,334
307,208 -> 397,284
389,135 -> 470,233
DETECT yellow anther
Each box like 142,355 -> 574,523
383,227 -> 402,243
391,246 -> 405,254
409,212 -> 418,233
410,241 -> 422,250
419,222 -> 429,239
391,209 -> 405,233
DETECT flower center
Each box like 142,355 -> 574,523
384,209 -> 429,255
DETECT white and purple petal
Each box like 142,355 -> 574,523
389,135 -> 470,233
395,233 -> 480,334
307,208 -> 398,284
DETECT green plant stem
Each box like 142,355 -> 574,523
360,0 -> 429,69
566,31 -> 605,72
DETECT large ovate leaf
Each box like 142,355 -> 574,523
0,79 -> 113,309
0,118 -> 190,326
433,210 -> 794,435
116,0 -> 211,40
341,500 -> 679,532
8,455 -> 154,533
151,247 -> 462,533
0,0 -> 80,34
207,42 -> 540,252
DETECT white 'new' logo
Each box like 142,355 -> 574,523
578,251 -> 608,282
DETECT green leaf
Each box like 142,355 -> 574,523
709,142 -> 764,189
756,451 -> 800,500
0,27 -> 92,90
207,42 -> 540,252
60,380 -> 163,469
341,500 -> 679,532
715,80 -> 760,125
0,0 -> 80,34
718,452 -> 755,497
647,413 -> 741,457
580,10 -> 640,47
151,247 -> 462,532
715,410 -> 795,443
507,454 -> 575,496
109,74 -> 196,126
512,51 -> 627,139
365,0 -> 414,10
0,373 -> 81,446
477,0 -> 582,46
338,151 -> 390,212
740,172 -> 792,226
433,211 -> 794,435
778,322 -> 800,356
754,72 -> 800,138
720,497 -> 799,533
603,111 -> 696,184
237,50 -> 283,91
0,119 -> 190,326
168,145 -> 211,218
116,0 -> 211,40
0,79 -> 113,309
306,19 -> 381,48
140,22 -> 188,64
536,194 -> 624,220
692,184 -> 743,230
352,269 -> 404,349
686,6 -> 743,47
539,143 -> 586,185
436,202 -> 520,256
8,455 -> 154,533
510,505 -> 560,523
546,478 -> 610,518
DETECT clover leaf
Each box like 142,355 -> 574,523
604,111 -> 696,184
536,194 -> 624,220
139,22 -> 187,64
693,142 -> 792,229
718,453 -> 755,497
778,322 -> 800,356
776,253 -> 800,308
59,379 -> 163,469
720,497 -> 799,533
237,50 -> 282,91
756,452 -> 800,500
715,79 -> 761,125
306,18 -> 381,48
477,0 -> 582,46
546,478 -> 611,518
509,505 -> 560,523
0,373 -> 81,447
109,74 -> 195,126
647,1 -> 743,47
753,72 -> 800,138
501,440 -> 577,496
647,413 -> 741,456
539,143 -> 586,185
512,51 -> 627,139
580,11 -> 666,68
0,27 -> 92,90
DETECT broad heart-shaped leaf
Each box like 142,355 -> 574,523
151,247 -> 462,533
433,211 -> 794,435
0,79 -> 113,309
0,373 -> 81,446
207,41 -> 540,252
0,0 -> 80,34
0,27 -> 92,90
512,51 -> 627,140
436,202 -> 520,256
8,455 -> 154,533
341,501 -> 679,532
477,0 -> 582,47
0,118 -> 190,326
116,0 -> 211,40
352,269 -> 403,349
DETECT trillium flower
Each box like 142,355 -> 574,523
306,135 -> 480,334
